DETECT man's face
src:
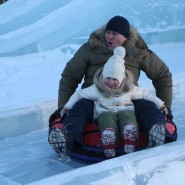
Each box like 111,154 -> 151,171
105,30 -> 127,51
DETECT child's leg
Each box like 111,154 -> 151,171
117,110 -> 138,153
97,112 -> 118,158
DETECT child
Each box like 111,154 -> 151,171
58,46 -> 167,159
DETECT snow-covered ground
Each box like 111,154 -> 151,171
0,0 -> 185,184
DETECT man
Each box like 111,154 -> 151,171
49,16 -> 174,162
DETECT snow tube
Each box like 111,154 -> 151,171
49,117 -> 177,163
71,121 -> 148,163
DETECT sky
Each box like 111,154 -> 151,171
0,0 -> 185,185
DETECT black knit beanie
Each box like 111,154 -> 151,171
105,16 -> 130,38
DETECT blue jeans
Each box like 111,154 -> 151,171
63,98 -> 94,144
132,99 -> 165,132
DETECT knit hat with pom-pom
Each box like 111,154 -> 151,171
102,46 -> 126,86
105,16 -> 130,38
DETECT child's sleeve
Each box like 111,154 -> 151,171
64,85 -> 98,109
131,85 -> 164,109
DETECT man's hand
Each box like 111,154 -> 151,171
160,105 -> 168,115
166,108 -> 173,121
60,108 -> 69,118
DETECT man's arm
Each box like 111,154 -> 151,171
58,44 -> 90,108
142,49 -> 173,108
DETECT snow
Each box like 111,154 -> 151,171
0,0 -> 185,184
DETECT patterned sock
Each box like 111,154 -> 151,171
101,128 -> 116,158
48,128 -> 71,162
123,123 -> 138,153
148,123 -> 165,147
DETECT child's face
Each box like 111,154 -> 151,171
103,77 -> 119,89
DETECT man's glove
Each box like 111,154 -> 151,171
166,108 -> 173,121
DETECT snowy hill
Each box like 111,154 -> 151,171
28,139 -> 185,185
0,0 -> 184,56
0,0 -> 185,184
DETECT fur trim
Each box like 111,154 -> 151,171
93,68 -> 134,98
88,25 -> 108,52
88,24 -> 148,57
